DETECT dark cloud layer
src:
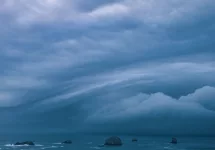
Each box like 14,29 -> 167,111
0,0 -> 215,135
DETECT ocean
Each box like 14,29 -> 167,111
1,134 -> 215,150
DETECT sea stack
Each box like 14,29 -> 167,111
62,140 -> 72,144
132,138 -> 138,142
14,141 -> 35,146
104,136 -> 122,146
170,137 -> 177,144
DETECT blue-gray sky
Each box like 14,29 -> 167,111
0,0 -> 215,135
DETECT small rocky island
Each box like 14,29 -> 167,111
104,136 -> 122,146
62,140 -> 72,144
170,137 -> 177,144
14,141 -> 35,146
132,138 -> 138,142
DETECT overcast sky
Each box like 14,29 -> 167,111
0,0 -> 215,135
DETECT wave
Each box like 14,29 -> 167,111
4,144 -> 43,147
35,144 -> 44,147
164,146 -> 173,149
90,146 -> 102,149
4,144 -> 30,147
41,146 -> 58,149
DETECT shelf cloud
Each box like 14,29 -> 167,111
0,0 -> 215,135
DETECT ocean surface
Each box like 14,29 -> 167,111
0,134 -> 215,150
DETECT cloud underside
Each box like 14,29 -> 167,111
0,0 -> 215,135
3,86 -> 215,135
83,86 -> 215,135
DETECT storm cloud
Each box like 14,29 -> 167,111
0,0 -> 215,135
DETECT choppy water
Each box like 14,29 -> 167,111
0,134 -> 215,150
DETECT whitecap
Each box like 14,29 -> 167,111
5,144 -> 29,147
164,146 -> 173,149
4,144 -> 14,147
53,143 -> 61,145
51,146 -> 57,148
90,146 -> 101,149
41,146 -> 58,149
35,144 -> 44,147
87,142 -> 93,145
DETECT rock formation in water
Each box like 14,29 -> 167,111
62,140 -> 72,144
104,136 -> 122,146
132,138 -> 138,142
170,137 -> 177,144
14,141 -> 35,146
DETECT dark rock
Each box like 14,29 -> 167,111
132,138 -> 138,142
170,137 -> 177,144
14,141 -> 35,146
104,136 -> 122,146
62,140 -> 72,144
